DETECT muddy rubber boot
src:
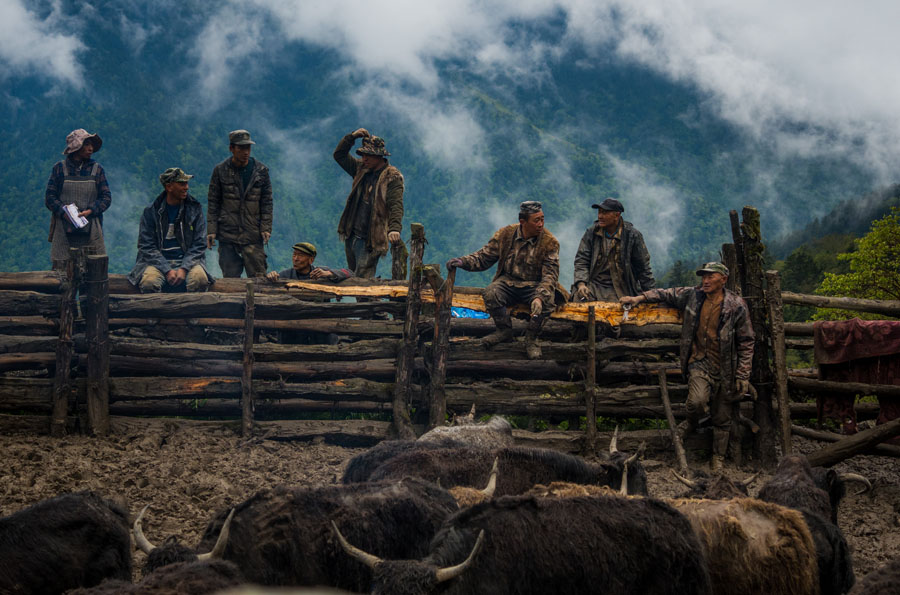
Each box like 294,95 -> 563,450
482,308 -> 513,348
675,419 -> 695,442
710,454 -> 725,474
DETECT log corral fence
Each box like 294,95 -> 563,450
1,208 -> 899,465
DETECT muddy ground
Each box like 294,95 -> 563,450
0,423 -> 897,583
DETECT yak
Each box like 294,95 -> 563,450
194,477 -> 459,592
341,438 -> 467,483
332,493 -> 713,595
849,557 -> 900,595
670,469 -> 761,499
366,442 -> 646,497
0,491 -> 132,594
416,415 -> 513,450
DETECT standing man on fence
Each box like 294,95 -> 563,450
619,262 -> 753,472
571,197 -> 655,302
45,129 -> 111,270
128,168 -> 213,293
333,128 -> 404,278
207,130 -> 273,278
447,201 -> 566,360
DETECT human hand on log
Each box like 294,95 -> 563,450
735,379 -> 751,397
573,283 -> 591,302
530,298 -> 543,318
266,271 -> 280,282
310,268 -> 335,280
446,257 -> 463,270
619,295 -> 643,306
388,231 -> 401,245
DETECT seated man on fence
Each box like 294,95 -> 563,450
265,242 -> 351,282
446,200 -> 567,360
619,262 -> 754,472
128,168 -> 213,293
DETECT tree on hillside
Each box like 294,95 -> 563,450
660,260 -> 697,288
814,207 -> 900,320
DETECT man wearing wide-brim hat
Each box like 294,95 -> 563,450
207,129 -> 273,278
571,196 -> 655,302
265,242 -> 351,282
620,262 -> 754,473
45,128 -> 111,270
333,128 -> 404,278
128,168 -> 213,293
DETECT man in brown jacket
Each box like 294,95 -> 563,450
620,262 -> 754,472
447,201 -> 562,359
333,128 -> 404,278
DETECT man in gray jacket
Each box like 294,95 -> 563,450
571,197 -> 655,302
206,130 -> 273,277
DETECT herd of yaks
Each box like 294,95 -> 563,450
1,416 -> 897,595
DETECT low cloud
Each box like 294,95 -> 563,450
0,0 -> 85,87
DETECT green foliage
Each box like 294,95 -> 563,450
660,260 -> 697,288
776,234 -> 856,321
814,207 -> 900,320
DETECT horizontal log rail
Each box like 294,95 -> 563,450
791,424 -> 900,458
789,376 -> 900,398
781,291 -> 900,317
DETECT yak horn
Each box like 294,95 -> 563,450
133,505 -> 157,554
331,521 -> 382,570
481,458 -> 499,497
623,442 -> 646,467
840,473 -> 872,495
198,508 -> 235,561
434,530 -> 485,583
609,425 -> 620,454
619,461 -> 630,496
740,471 -> 762,487
671,470 -> 697,489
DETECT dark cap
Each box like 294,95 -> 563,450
159,167 -> 193,185
229,129 -> 256,146
356,135 -> 390,157
695,262 -> 729,276
292,242 -> 317,256
591,198 -> 624,212
519,201 -> 543,216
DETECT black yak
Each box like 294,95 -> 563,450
0,491 -> 131,594
341,438 -> 466,483
333,493 -> 712,595
849,557 -> 900,595
670,469 -> 761,499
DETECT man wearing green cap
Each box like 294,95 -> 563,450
333,128 -> 404,278
128,168 -> 213,293
265,242 -> 352,282
207,129 -> 273,278
620,262 -> 754,472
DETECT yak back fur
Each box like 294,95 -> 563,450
0,490 -> 132,594
196,477 -> 457,591
341,439 -> 466,484
368,446 -> 647,496
799,508 -> 855,595
416,416 -> 513,450
669,498 -> 819,595
369,493 -> 712,595
144,536 -> 200,574
849,557 -> 900,595
66,559 -> 244,595
678,471 -> 751,500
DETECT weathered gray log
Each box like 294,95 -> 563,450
392,239 -> 409,281
789,376 -> 900,398
51,253 -> 79,437
784,322 -> 814,336
766,270 -> 791,455
0,316 -> 58,335
0,335 -> 58,353
722,243 -> 741,295
790,424 -> 900,458
584,306 -> 598,452
106,294 -> 403,319
781,292 -> 900,317
659,369 -> 688,472
392,223 -> 425,439
242,282 -> 255,437
806,417 -> 900,467
444,337 -> 679,362
785,338 -> 813,349
729,210 -> 748,292
104,377 -> 394,401
423,264 -> 455,429
0,352 -> 55,371
0,291 -> 60,317
84,255 -> 110,436
109,398 -> 396,417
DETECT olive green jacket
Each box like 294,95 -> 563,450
207,157 -> 273,245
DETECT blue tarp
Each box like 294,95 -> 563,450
451,306 -> 490,319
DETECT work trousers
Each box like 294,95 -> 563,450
344,236 -> 380,279
218,241 -> 267,278
139,264 -> 210,293
686,359 -> 734,457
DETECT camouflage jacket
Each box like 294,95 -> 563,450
207,157 -> 273,245
640,287 -> 754,386
333,134 -> 404,257
572,220 -> 655,296
458,224 -> 561,306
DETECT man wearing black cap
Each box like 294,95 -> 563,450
447,201 -> 564,359
620,262 -> 754,472
207,129 -> 273,278
571,196 -> 655,302
265,242 -> 351,282
333,128 -> 404,278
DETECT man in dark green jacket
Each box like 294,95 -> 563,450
206,129 -> 273,278
333,128 -> 404,278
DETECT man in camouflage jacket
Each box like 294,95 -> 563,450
334,128 -> 404,278
447,201 -> 564,359
620,262 -> 754,472
206,129 -> 273,278
571,197 -> 655,301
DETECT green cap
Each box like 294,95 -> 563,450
292,242 -> 317,256
229,129 -> 256,145
695,262 -> 729,276
159,167 -> 193,185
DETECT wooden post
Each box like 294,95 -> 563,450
423,264 -> 456,429
765,270 -> 792,455
391,239 -> 409,281
729,210 -> 747,292
392,224 -> 424,439
584,306 -> 598,452
241,282 -> 255,437
50,251 -> 80,436
741,207 -> 777,465
722,243 -> 741,295
84,255 -> 110,436
659,369 -> 689,473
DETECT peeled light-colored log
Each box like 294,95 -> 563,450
781,292 -> 900,317
806,417 -> 900,467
